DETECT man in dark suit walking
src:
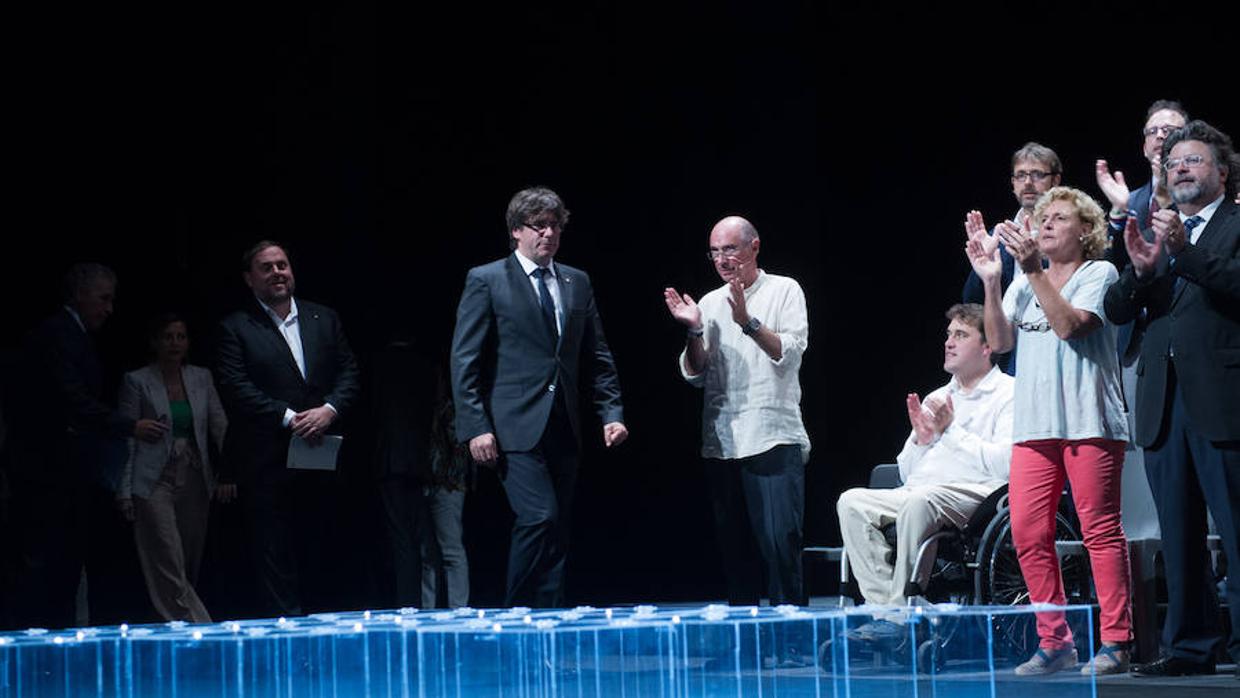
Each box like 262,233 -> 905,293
3,264 -> 167,629
216,241 -> 359,617
1104,121 -> 1240,679
450,187 -> 627,608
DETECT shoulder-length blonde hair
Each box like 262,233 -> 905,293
1033,186 -> 1110,260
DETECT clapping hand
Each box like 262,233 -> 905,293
906,393 -> 936,445
663,287 -> 702,331
1123,215 -> 1162,278
1095,159 -> 1130,211
964,210 -> 1002,281
996,217 -> 1041,274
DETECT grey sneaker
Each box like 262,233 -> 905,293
1081,644 -> 1129,675
1014,646 -> 1078,676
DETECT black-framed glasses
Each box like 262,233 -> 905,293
1143,124 -> 1181,138
523,220 -> 562,233
1163,154 -> 1209,171
1011,170 -> 1054,183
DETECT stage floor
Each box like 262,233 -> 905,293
2,602 -> 1236,697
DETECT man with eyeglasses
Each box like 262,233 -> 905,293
1104,120 -> 1240,679
1097,100 -> 1189,241
1096,100 -> 1189,370
450,186 -> 627,608
663,216 -> 810,606
962,142 -> 1063,373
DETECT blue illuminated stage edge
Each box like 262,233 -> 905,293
1,603 -> 1099,697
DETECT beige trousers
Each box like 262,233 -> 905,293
836,482 -> 998,605
133,439 -> 211,622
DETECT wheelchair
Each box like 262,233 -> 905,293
819,464 -> 1092,672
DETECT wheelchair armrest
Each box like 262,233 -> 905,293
868,463 -> 902,489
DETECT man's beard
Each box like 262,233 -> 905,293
1171,180 -> 1203,205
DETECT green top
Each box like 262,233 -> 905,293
169,399 -> 193,438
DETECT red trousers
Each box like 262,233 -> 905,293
1009,439 -> 1132,648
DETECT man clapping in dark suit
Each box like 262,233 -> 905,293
1105,121 -> 1240,679
216,242 -> 359,617
450,187 -> 627,608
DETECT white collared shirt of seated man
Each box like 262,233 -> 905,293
837,305 -> 1015,606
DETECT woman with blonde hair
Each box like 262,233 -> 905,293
965,186 -> 1132,676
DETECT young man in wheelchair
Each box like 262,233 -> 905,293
837,303 -> 1014,639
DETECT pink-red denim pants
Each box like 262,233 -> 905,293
1009,439 -> 1132,649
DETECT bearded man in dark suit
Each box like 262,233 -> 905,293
1105,121 -> 1240,679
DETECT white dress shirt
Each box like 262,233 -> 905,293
257,297 -> 335,427
1180,193 -> 1223,244
896,366 -> 1016,488
679,270 -> 810,463
514,250 -> 563,335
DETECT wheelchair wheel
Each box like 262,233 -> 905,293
977,509 -> 1088,658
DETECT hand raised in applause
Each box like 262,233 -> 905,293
1123,215 -> 1162,279
663,287 -> 702,331
964,210 -> 1002,282
1151,208 -> 1187,255
906,393 -> 936,445
1095,159 -> 1130,211
996,217 -> 1041,275
725,264 -> 751,326
925,394 -> 954,434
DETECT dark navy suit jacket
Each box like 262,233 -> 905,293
215,299 -> 360,482
1103,198 -> 1240,446
450,254 -> 624,454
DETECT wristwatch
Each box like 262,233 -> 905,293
742,317 -> 762,336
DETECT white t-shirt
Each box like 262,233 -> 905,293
1001,260 -> 1129,443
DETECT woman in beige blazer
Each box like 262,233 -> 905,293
117,314 -> 228,622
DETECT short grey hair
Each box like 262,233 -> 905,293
62,263 -> 117,303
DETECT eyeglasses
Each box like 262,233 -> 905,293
1011,170 -> 1054,183
1015,319 -> 1051,333
1162,154 -> 1210,171
523,220 -> 561,233
1143,124 -> 1181,138
706,244 -> 746,262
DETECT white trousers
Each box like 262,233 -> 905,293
836,483 -> 998,605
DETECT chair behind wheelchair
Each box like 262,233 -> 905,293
819,464 -> 1093,672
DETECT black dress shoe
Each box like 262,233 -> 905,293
1130,655 -> 1216,677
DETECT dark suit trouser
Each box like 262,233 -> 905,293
6,477 -> 149,630
6,477 -> 88,630
500,397 -> 578,609
705,444 -> 805,606
1144,366 -> 1240,663
244,469 -> 336,618
378,473 -> 424,608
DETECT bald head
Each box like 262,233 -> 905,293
707,215 -> 761,287
711,216 -> 759,243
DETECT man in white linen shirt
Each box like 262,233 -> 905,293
663,215 -> 810,606
837,303 -> 1014,612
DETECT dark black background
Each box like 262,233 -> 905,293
4,3 -> 1234,615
